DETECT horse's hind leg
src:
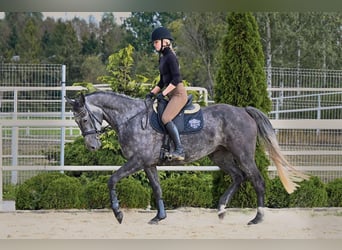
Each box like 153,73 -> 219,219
144,166 -> 166,224
211,148 -> 266,225
210,150 -> 247,220
238,156 -> 266,225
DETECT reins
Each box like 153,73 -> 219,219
116,99 -> 152,130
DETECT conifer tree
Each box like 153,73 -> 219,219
213,12 -> 272,207
215,12 -> 271,113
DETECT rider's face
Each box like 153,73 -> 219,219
153,40 -> 162,51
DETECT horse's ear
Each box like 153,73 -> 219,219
79,92 -> 86,106
65,96 -> 76,107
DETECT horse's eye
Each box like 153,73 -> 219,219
83,119 -> 88,123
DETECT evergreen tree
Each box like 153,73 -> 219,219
215,12 -> 271,113
45,20 -> 82,83
213,12 -> 272,207
16,18 -> 42,63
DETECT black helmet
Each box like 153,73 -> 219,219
151,27 -> 174,42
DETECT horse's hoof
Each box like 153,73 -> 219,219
217,205 -> 226,220
148,218 -> 159,225
248,215 -> 263,225
114,210 -> 123,224
247,209 -> 264,225
218,210 -> 226,220
148,215 -> 166,225
247,218 -> 260,225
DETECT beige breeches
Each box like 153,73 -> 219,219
161,83 -> 187,124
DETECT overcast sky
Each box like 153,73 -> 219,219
0,12 -> 131,24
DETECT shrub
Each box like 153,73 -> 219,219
326,178 -> 342,207
289,176 -> 328,207
116,177 -> 151,208
3,184 -> 18,200
40,176 -> 85,209
16,172 -> 65,210
161,173 -> 213,209
266,177 -> 290,208
84,175 -> 110,209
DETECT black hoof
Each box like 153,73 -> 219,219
113,210 -> 123,224
218,211 -> 226,220
148,215 -> 166,225
247,210 -> 264,225
247,219 -> 259,225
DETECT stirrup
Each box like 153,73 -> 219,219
170,150 -> 185,161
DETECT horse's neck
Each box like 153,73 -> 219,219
86,92 -> 143,128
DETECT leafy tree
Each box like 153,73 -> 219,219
44,20 -> 82,83
255,12 -> 342,70
177,12 -> 227,97
97,44 -> 149,98
213,12 -> 272,207
79,55 -> 107,84
123,12 -> 183,53
16,18 -> 42,63
81,32 -> 100,55
99,12 -> 127,63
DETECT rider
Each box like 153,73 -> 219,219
146,26 -> 187,161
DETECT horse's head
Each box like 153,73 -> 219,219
65,93 -> 102,151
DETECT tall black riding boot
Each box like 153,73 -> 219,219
165,121 -> 185,160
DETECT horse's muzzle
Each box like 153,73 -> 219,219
84,136 -> 102,151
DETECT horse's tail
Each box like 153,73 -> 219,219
245,106 -> 309,194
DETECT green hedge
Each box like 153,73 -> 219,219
266,176 -> 329,208
326,178 -> 342,207
14,172 -> 341,210
15,173 -> 151,210
160,172 -> 213,209
16,172 -> 66,209
266,177 -> 290,208
39,176 -> 85,209
289,176 -> 328,207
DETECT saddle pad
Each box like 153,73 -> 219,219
150,109 -> 204,134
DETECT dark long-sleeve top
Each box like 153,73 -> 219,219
157,47 -> 182,89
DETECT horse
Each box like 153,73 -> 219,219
65,91 -> 308,225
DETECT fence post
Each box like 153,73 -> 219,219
11,90 -> 18,184
60,65 -> 66,172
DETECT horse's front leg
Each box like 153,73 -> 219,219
144,166 -> 166,224
108,159 -> 142,224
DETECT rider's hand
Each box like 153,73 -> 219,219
145,92 -> 155,100
156,93 -> 165,101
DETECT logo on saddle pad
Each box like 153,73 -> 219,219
150,95 -> 204,134
188,118 -> 202,129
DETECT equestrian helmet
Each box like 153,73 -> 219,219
151,27 -> 174,42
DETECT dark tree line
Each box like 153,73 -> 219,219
0,12 -> 341,96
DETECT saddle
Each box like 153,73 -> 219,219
150,94 -> 204,135
150,94 -> 204,162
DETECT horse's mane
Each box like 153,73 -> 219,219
86,91 -> 142,102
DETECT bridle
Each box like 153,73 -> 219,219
75,104 -> 103,137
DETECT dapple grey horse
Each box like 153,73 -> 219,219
65,91 -> 308,225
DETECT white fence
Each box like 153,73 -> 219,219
1,65 -> 342,203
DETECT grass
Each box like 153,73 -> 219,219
2,184 -> 18,200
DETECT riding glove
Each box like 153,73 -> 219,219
145,92 -> 155,99
156,93 -> 166,101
